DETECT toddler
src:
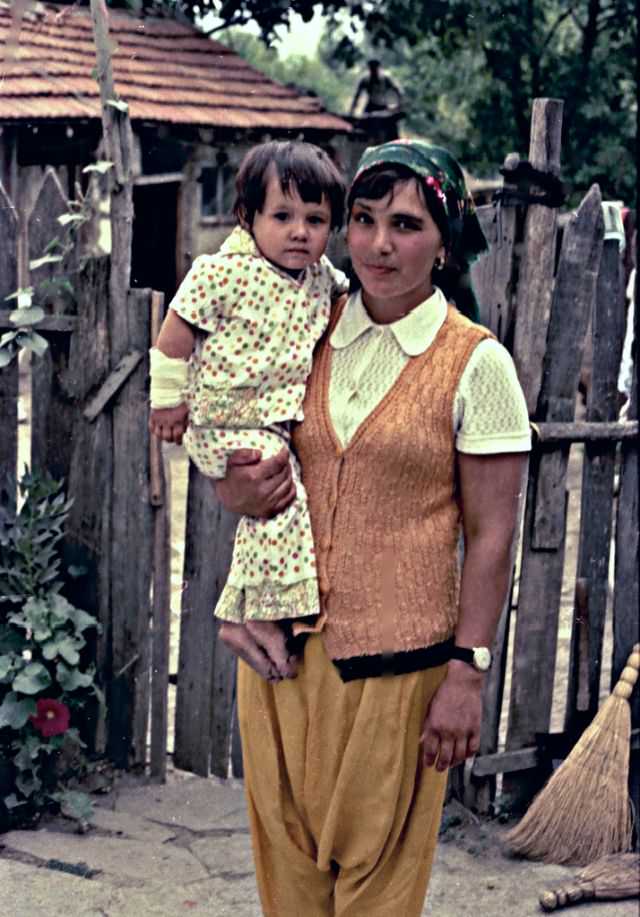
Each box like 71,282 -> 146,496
149,141 -> 347,626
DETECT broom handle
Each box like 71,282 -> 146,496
613,644 -> 640,700
539,880 -> 595,911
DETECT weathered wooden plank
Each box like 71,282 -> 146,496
0,356 -> 18,517
230,694 -> 243,779
613,386 -> 639,729
0,311 -> 77,333
470,154 -> 519,343
504,184 -> 604,807
563,578 -> 593,742
533,420 -> 638,443
469,502 -> 524,813
150,448 -> 171,781
532,185 -> 604,549
566,238 -> 626,728
472,747 -> 539,779
83,350 -> 143,421
149,290 -> 170,782
63,257 -> 113,751
512,99 -> 564,415
0,181 -> 18,305
27,168 -> 75,313
211,615 -> 238,780
0,182 -> 19,515
90,0 -> 134,335
28,168 -> 77,482
174,465 -> 240,777
110,288 -> 154,767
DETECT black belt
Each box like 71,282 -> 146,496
333,638 -> 456,683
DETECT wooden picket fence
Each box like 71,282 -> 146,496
0,167 -> 159,774
1,99 -> 637,810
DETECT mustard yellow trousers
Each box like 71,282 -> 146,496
237,635 -> 448,917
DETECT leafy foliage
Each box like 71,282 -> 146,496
40,2 -> 637,203
217,28 -> 354,114
0,474 -> 102,830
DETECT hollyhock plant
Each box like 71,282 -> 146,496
30,699 -> 70,738
0,473 -> 104,830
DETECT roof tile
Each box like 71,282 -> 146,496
0,2 -> 351,133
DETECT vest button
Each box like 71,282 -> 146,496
319,576 -> 330,594
320,536 -> 331,551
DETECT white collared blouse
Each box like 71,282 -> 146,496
329,288 -> 531,452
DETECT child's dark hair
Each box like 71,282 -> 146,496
233,141 -> 346,231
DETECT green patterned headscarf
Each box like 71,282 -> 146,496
351,140 -> 489,321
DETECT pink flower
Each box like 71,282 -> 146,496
29,698 -> 70,737
426,175 -> 446,203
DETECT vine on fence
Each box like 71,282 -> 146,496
0,160 -> 113,369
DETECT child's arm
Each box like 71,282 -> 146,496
149,310 -> 195,445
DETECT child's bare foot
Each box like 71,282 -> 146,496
244,620 -> 298,680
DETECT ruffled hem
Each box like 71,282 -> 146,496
214,577 -> 320,623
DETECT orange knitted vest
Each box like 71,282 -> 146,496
293,297 -> 492,677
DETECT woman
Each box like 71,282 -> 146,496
215,140 -> 531,916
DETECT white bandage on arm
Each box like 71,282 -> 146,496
149,347 -> 189,409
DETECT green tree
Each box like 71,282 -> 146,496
45,1 -> 637,201
217,29 -> 354,114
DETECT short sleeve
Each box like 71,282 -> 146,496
454,339 -> 531,454
169,254 -> 227,332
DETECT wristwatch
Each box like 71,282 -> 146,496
450,645 -> 492,672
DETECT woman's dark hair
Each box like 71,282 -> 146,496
233,141 -> 346,231
347,163 -> 450,250
347,163 -> 479,320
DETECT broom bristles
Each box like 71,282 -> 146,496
505,693 -> 633,865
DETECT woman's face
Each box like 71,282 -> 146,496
347,178 -> 445,321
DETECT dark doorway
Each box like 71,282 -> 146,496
131,181 -> 179,303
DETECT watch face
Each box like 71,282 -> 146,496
473,647 -> 492,671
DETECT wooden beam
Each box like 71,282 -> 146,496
83,349 -> 143,422
134,172 -> 184,187
0,310 -> 77,333
567,237 -> 627,728
513,98 -> 564,415
532,420 -> 638,444
472,747 -> 539,778
149,290 -> 170,782
504,181 -> 604,808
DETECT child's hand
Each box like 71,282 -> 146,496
149,403 -> 189,445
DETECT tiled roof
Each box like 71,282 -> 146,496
0,2 -> 351,133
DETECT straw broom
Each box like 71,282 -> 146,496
505,643 -> 640,865
539,853 -> 640,911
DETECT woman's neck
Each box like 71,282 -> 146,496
361,283 -> 435,325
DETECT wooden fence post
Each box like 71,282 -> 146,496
109,288 -> 154,767
564,236 -> 626,732
504,184 -> 604,807
149,291 -> 171,782
0,181 -> 19,515
174,469 -> 240,777
63,257 -> 113,749
613,387 -> 639,719
513,99 -> 564,415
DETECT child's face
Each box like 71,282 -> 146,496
250,168 -> 332,276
